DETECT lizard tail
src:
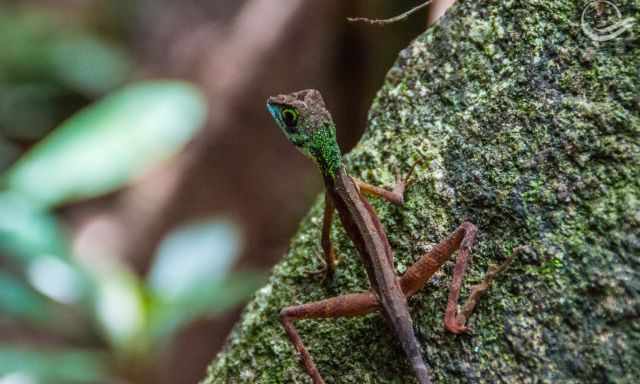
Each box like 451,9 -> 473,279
410,355 -> 432,384
380,292 -> 432,384
401,327 -> 432,384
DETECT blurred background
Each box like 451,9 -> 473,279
0,1 -> 451,383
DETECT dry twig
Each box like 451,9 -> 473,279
348,1 -> 433,26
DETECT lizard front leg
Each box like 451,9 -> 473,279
316,165 -> 418,280
316,173 -> 407,280
321,192 -> 337,278
400,222 -> 511,333
280,292 -> 379,384
353,162 -> 419,205
306,192 -> 338,279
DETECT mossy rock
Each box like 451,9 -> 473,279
204,0 -> 639,382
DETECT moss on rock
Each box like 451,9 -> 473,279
204,0 -> 639,382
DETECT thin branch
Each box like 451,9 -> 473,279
347,0 -> 433,26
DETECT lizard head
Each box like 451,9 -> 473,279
267,89 -> 342,176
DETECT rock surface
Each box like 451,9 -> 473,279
204,0 -> 639,382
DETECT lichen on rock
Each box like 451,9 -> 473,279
204,0 -> 639,382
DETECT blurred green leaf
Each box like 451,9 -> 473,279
3,81 -> 208,207
0,191 -> 68,263
0,9 -> 59,81
0,189 -> 95,309
0,84 -> 68,141
146,218 -> 265,341
95,270 -> 147,352
0,7 -> 134,144
0,7 -> 131,92
0,137 -> 21,173
0,346 -> 109,383
148,219 -> 242,300
0,271 -> 51,323
27,257 -> 85,304
48,35 -> 132,95
149,272 -> 264,342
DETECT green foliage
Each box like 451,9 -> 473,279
0,6 -> 265,382
46,35 -> 132,96
147,219 -> 264,343
0,347 -> 110,383
0,80 -> 260,381
149,272 -> 265,345
148,220 -> 243,300
90,219 -> 265,354
0,6 -> 133,150
0,7 -> 132,93
0,191 -> 68,263
0,271 -> 51,323
4,81 -> 208,208
94,269 -> 147,354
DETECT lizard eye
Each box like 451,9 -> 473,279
281,108 -> 298,129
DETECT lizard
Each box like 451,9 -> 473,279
267,89 -> 509,384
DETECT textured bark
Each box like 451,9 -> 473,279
204,0 -> 640,382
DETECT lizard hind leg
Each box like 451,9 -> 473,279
399,222 -> 510,334
280,291 -> 433,384
279,292 -> 379,384
306,192 -> 338,281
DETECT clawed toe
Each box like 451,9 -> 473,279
392,161 -> 421,196
444,321 -> 470,335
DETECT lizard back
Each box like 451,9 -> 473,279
324,167 -> 431,383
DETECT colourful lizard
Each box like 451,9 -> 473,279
267,89 -> 509,384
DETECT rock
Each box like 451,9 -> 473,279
204,0 -> 639,382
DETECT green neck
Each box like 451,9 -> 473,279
309,124 -> 342,178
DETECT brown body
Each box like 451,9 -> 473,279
325,168 -> 430,381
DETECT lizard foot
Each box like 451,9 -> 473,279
444,320 -> 471,335
390,160 -> 422,203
